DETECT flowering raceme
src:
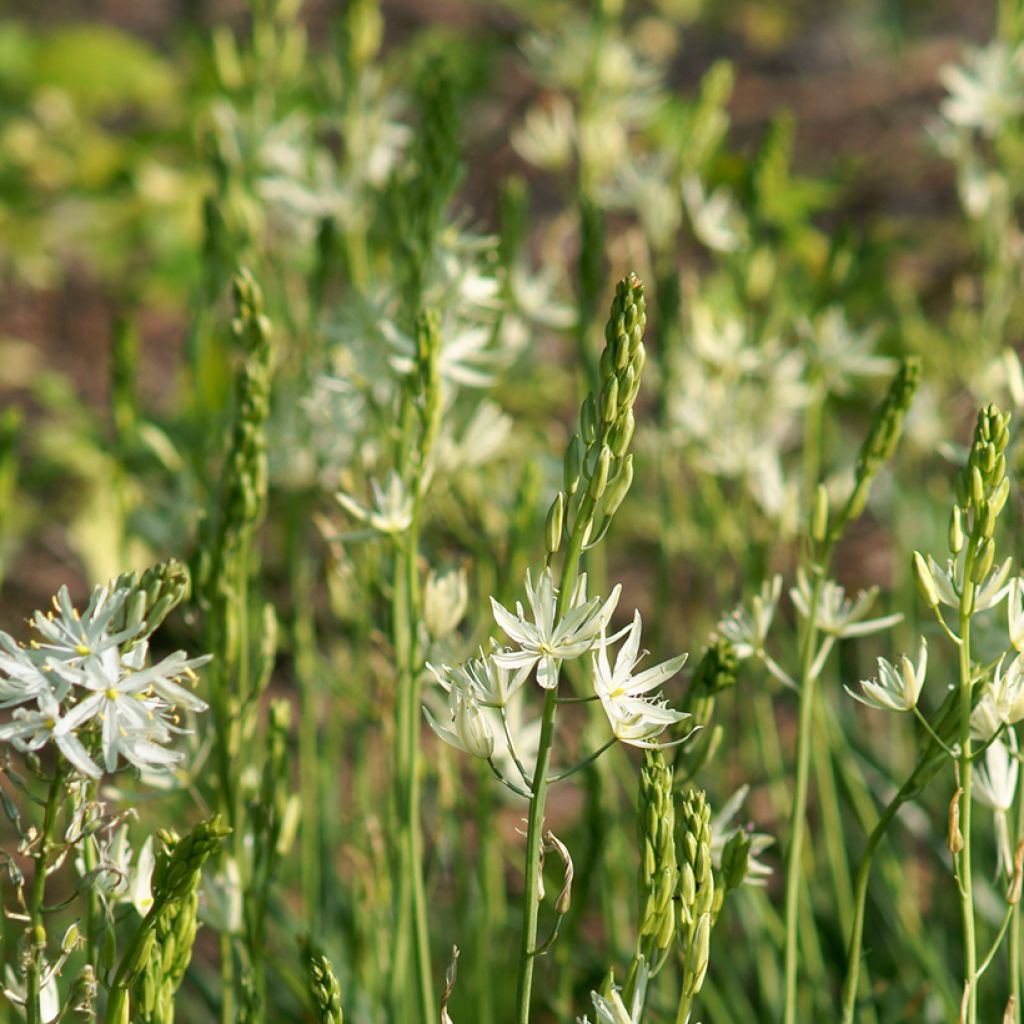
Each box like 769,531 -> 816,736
0,582 -> 210,779
426,567 -> 689,766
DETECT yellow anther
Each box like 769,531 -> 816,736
75,644 -> 90,656
105,689 -> 119,701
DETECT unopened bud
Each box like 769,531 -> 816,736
609,409 -> 635,457
972,537 -> 995,584
545,493 -> 565,555
603,454 -> 634,518
971,465 -> 985,505
913,551 -> 941,608
811,483 -> 828,543
601,378 -> 619,422
587,446 -> 612,499
564,435 -> 582,495
949,506 -> 964,554
581,395 -> 598,444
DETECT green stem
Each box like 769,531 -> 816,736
676,992 -> 693,1024
958,593 -> 978,1024
514,690 -> 559,1024
391,493 -> 433,1024
514,502 -> 592,1024
782,568 -> 825,1024
1012,737 -> 1024,1023
840,789 -> 905,1023
25,768 -> 63,1024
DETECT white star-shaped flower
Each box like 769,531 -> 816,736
490,569 -> 621,689
592,611 -> 689,748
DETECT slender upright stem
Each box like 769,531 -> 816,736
25,767 -> 64,1024
391,495 -> 433,1024
514,689 -> 559,1024
782,568 -> 825,1024
514,505 -> 592,1024
841,790 -> 905,1022
1012,740 -> 1024,1023
957,590 -> 978,1024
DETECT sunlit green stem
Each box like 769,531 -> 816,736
25,767 -> 63,1024
514,500 -> 593,1024
841,789 -> 905,1023
957,584 -> 978,1024
782,566 -> 825,1024
391,494 -> 433,1024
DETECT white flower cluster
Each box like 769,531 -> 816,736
425,568 -> 689,770
0,584 -> 209,779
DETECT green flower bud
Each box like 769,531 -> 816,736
564,435 -> 582,496
545,492 -> 565,555
609,409 -> 635,457
601,377 -> 619,423
972,537 -> 995,584
949,505 -> 964,554
811,483 -> 828,543
913,551 -> 941,608
603,454 -> 634,519
587,445 -> 612,499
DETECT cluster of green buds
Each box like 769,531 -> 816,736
108,558 -> 191,640
675,638 -> 738,782
107,817 -> 230,1024
636,751 -> 678,966
675,789 -> 714,1003
223,268 -> 272,540
303,940 -> 344,1024
953,404 -> 1011,582
823,356 -> 921,547
547,273 -> 646,557
136,827 -> 211,1024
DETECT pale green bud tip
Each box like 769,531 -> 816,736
603,454 -> 634,519
564,435 -> 582,495
913,551 -> 940,608
545,492 -> 565,555
587,445 -> 613,499
949,506 -> 964,554
156,816 -> 231,904
811,483 -> 828,543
